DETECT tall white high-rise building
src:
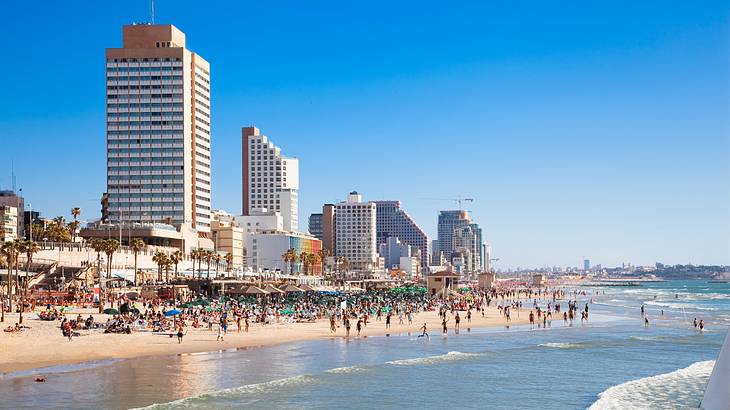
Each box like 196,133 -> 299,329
335,191 -> 377,270
106,24 -> 212,233
242,127 -> 299,231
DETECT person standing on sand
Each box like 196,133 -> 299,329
330,315 -> 337,333
356,318 -> 363,336
467,310 -> 471,324
408,311 -> 413,325
442,317 -> 449,334
386,312 -> 391,329
455,312 -> 461,333
529,311 -> 535,329
217,322 -> 224,341
177,324 -> 184,344
345,317 -> 351,337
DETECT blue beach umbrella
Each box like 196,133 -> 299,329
164,309 -> 182,316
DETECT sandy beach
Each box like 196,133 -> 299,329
0,305 -> 531,373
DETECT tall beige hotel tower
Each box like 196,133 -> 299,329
105,24 -> 211,234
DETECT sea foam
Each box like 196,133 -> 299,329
386,351 -> 483,366
589,360 -> 715,410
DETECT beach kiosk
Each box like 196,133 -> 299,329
478,272 -> 496,290
427,270 -> 460,297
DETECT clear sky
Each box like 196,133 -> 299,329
1,1 -> 728,269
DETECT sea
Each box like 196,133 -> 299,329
0,280 -> 727,410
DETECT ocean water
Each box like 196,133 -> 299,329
0,280 -> 727,410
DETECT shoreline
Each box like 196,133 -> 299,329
0,305 -> 529,374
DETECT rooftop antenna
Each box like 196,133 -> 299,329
150,0 -> 155,24
11,160 -> 16,193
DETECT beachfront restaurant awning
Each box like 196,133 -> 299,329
244,286 -> 269,295
263,284 -> 285,294
281,284 -> 304,293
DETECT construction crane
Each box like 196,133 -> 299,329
422,195 -> 474,210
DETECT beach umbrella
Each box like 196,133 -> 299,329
282,284 -> 305,293
244,286 -> 269,295
264,284 -> 285,294
299,284 -> 316,292
164,309 -> 182,316
103,308 -> 119,315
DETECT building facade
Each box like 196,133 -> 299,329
321,204 -> 336,254
374,200 -> 429,272
334,192 -> 377,270
246,230 -> 321,274
241,127 -> 299,231
210,210 -> 245,269
0,191 -> 24,239
106,24 -> 212,233
0,206 -> 18,242
437,210 -> 471,262
308,213 -> 323,240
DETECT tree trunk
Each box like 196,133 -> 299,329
97,253 -> 103,314
133,253 -> 138,287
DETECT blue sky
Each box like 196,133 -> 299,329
1,1 -> 728,268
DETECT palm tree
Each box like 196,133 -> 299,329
204,250 -> 213,280
224,252 -> 233,274
129,238 -> 145,286
195,248 -> 204,279
152,251 -> 167,282
307,253 -> 320,276
89,238 -> 105,279
163,254 -> 172,283
282,248 -> 298,275
318,248 -> 330,275
1,241 -> 19,322
214,254 -> 221,278
170,250 -> 183,280
70,207 -> 81,242
31,224 -> 46,242
19,240 -> 39,324
299,251 -> 309,275
103,239 -> 119,280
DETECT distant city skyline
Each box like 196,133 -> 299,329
1,1 -> 728,268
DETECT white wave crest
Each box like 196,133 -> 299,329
539,342 -> 577,349
325,365 -> 369,374
589,360 -> 715,410
136,374 -> 318,409
386,351 -> 482,366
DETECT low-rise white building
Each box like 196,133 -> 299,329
246,230 -> 321,274
0,205 -> 18,242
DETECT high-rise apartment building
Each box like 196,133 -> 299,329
437,210 -> 471,260
374,201 -> 429,272
452,223 -> 482,273
242,127 -> 299,231
106,24 -> 212,233
322,204 -> 336,254
335,192 -> 377,270
308,213 -> 323,240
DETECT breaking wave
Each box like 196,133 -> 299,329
137,374 -> 319,409
589,360 -> 714,409
386,351 -> 483,366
